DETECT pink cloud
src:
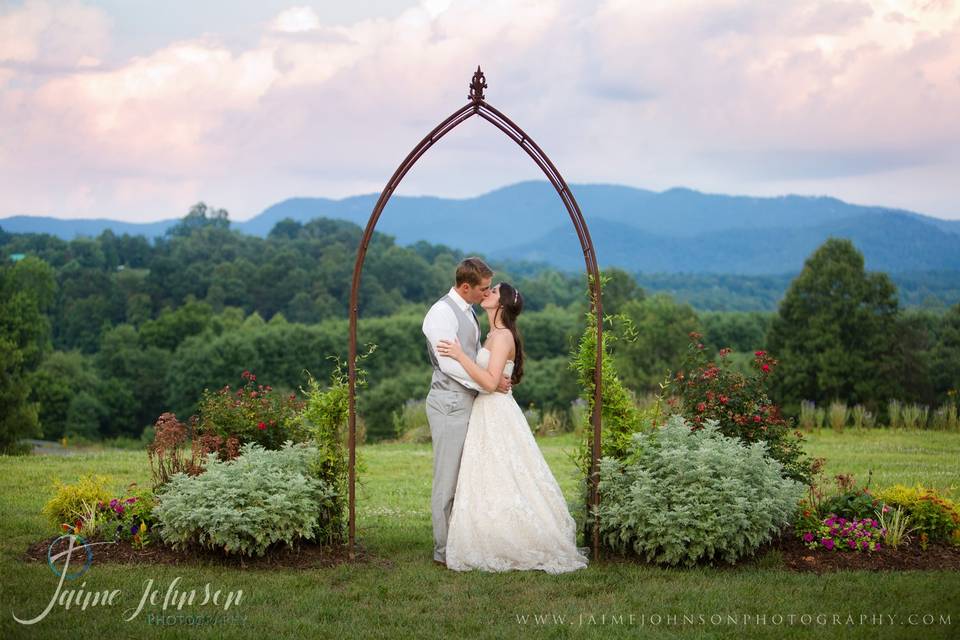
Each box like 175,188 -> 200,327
0,0 -> 958,221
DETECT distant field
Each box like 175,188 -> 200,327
1,430 -> 958,639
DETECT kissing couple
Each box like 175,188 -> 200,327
421,256 -> 589,574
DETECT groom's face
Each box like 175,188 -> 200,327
462,276 -> 493,305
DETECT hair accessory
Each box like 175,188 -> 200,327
514,289 -> 519,304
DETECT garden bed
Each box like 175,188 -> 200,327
23,535 -> 371,571
590,525 -> 960,573
769,527 -> 960,573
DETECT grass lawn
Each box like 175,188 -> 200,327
1,429 -> 958,639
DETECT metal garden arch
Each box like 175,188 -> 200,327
347,67 -> 604,560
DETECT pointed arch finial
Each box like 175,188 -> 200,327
469,65 -> 487,103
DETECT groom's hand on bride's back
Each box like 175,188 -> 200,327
496,375 -> 512,394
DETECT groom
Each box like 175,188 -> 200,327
422,257 -> 511,566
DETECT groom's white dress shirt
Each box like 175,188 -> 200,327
422,287 -> 485,393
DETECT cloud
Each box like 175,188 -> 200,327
0,0 -> 958,221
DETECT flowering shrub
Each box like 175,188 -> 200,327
152,441 -> 336,557
874,484 -> 960,548
42,474 -> 113,535
802,515 -> 885,552
148,412 -> 226,491
597,414 -> 805,567
84,483 -> 159,548
196,370 -> 307,459
671,332 -> 813,484
794,471 -> 882,543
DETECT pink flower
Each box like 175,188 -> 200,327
821,538 -> 835,550
803,532 -> 814,542
258,421 -> 267,430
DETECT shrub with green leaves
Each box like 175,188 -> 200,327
153,441 -> 336,557
671,333 -> 813,485
875,484 -> 960,547
597,414 -> 805,567
42,474 -> 114,532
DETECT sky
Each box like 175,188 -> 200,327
1,0 -> 958,223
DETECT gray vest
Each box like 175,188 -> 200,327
426,295 -> 481,396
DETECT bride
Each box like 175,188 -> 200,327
435,282 -> 589,574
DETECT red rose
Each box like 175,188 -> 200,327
258,421 -> 267,430
753,415 -> 761,423
697,402 -> 706,412
755,350 -> 765,357
719,395 -> 728,404
761,364 -> 770,372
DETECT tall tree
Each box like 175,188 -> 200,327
766,238 -> 900,418
0,256 -> 57,452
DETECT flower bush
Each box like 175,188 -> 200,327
42,474 -> 113,535
874,484 -> 960,548
816,472 -> 884,521
74,483 -> 160,548
196,370 -> 307,457
147,412 -> 225,491
802,515 -> 885,552
671,332 -> 814,484
597,414 -> 805,567
152,441 -> 337,557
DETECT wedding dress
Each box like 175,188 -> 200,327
444,347 -> 589,574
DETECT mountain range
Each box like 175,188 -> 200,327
3,181 -> 959,275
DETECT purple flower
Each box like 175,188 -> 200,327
803,532 -> 814,542
848,539 -> 857,549
125,497 -> 137,504
860,540 -> 869,550
822,538 -> 835,550
131,522 -> 140,535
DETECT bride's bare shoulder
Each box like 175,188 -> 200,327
486,329 -> 514,358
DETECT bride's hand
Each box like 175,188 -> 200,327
436,338 -> 464,360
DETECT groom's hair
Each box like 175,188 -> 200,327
455,257 -> 493,287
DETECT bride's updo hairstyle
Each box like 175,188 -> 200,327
494,282 -> 525,385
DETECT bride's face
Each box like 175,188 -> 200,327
481,284 -> 501,311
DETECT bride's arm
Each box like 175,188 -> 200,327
437,332 -> 511,393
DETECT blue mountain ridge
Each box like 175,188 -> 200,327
3,181 -> 958,275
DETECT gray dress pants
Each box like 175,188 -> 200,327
426,388 -> 475,563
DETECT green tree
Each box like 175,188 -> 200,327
614,294 -> 700,393
929,303 -> 960,401
0,256 -> 57,452
766,238 -> 900,418
28,350 -> 99,440
600,267 -> 644,315
165,202 -> 230,237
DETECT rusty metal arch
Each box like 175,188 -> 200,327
347,67 -> 604,561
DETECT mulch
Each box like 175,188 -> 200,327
588,525 -> 960,574
23,535 -> 386,571
23,526 -> 960,573
767,525 -> 960,574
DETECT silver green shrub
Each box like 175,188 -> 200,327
597,414 -> 805,566
153,441 -> 336,557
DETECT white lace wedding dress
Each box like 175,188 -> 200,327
444,347 -> 589,574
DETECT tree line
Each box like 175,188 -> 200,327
1,204 -> 957,451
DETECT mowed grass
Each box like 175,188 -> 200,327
1,430 -> 958,639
